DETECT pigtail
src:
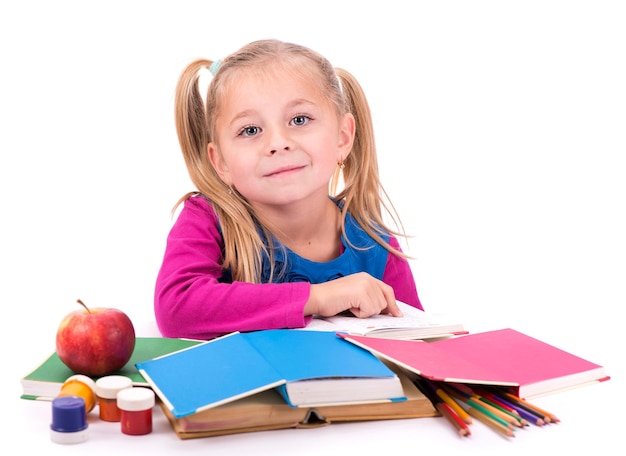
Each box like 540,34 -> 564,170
174,61 -> 211,180
172,60 -> 218,214
173,58 -> 267,283
334,68 -> 381,218
335,68 -> 407,254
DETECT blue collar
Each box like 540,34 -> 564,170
260,211 -> 389,284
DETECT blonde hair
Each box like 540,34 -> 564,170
174,39 -> 408,283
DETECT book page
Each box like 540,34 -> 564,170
303,301 -> 464,338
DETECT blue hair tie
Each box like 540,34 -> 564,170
209,60 -> 222,75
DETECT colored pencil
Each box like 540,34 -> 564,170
413,377 -> 471,437
486,393 -> 545,426
467,406 -> 515,438
503,393 -> 560,423
442,384 -> 515,429
433,384 -> 473,424
501,392 -> 553,424
436,402 -> 471,437
442,384 -> 514,429
479,394 -> 528,426
474,388 -> 520,414
474,396 -> 525,427
466,397 -> 514,429
473,393 -> 528,426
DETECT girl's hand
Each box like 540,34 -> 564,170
305,272 -> 403,318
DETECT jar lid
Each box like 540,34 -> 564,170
50,396 -> 88,444
65,374 -> 96,392
94,375 -> 133,398
117,387 -> 155,411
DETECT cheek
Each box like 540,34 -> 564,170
225,156 -> 258,185
315,137 -> 343,167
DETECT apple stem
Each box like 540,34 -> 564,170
77,299 -> 91,314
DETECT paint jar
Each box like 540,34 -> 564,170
58,374 -> 96,413
117,387 -> 155,435
50,396 -> 88,444
95,375 -> 133,422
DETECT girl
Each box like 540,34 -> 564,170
155,39 -> 422,339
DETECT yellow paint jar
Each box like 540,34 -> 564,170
58,374 -> 96,414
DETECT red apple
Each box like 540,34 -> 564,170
56,299 -> 136,376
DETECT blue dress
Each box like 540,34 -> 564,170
260,211 -> 390,284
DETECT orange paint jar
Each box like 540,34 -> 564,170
94,375 -> 132,422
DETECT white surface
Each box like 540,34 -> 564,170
2,1 -> 624,453
17,379 -> 621,454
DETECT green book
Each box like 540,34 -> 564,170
20,337 -> 203,400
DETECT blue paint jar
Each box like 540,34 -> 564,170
50,396 -> 88,444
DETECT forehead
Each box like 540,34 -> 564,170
219,62 -> 329,109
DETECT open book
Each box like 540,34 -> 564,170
137,330 -> 406,418
341,328 -> 610,399
304,301 -> 467,340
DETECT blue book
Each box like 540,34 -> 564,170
136,330 -> 405,418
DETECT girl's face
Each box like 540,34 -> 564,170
208,67 -> 354,211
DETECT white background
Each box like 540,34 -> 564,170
1,1 -> 624,452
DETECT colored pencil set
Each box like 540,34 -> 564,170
412,377 -> 560,438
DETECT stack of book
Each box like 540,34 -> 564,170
135,329 -> 438,438
160,363 -> 436,439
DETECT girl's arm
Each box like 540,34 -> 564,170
154,196 -> 311,340
303,236 -> 423,318
383,236 -> 423,310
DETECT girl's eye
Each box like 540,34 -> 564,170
239,125 -> 260,137
291,115 -> 310,127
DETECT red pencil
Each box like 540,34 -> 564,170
436,402 -> 471,437
413,377 -> 471,436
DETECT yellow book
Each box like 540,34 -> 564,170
161,365 -> 436,439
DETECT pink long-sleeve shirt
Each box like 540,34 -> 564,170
154,195 -> 422,339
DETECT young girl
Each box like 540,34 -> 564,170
155,39 -> 422,339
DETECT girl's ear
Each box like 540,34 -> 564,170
208,142 -> 231,185
337,113 -> 356,161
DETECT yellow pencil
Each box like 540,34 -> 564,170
435,387 -> 473,424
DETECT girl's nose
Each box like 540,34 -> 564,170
267,126 -> 291,154
270,145 -> 290,154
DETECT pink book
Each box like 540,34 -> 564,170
340,328 -> 610,399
